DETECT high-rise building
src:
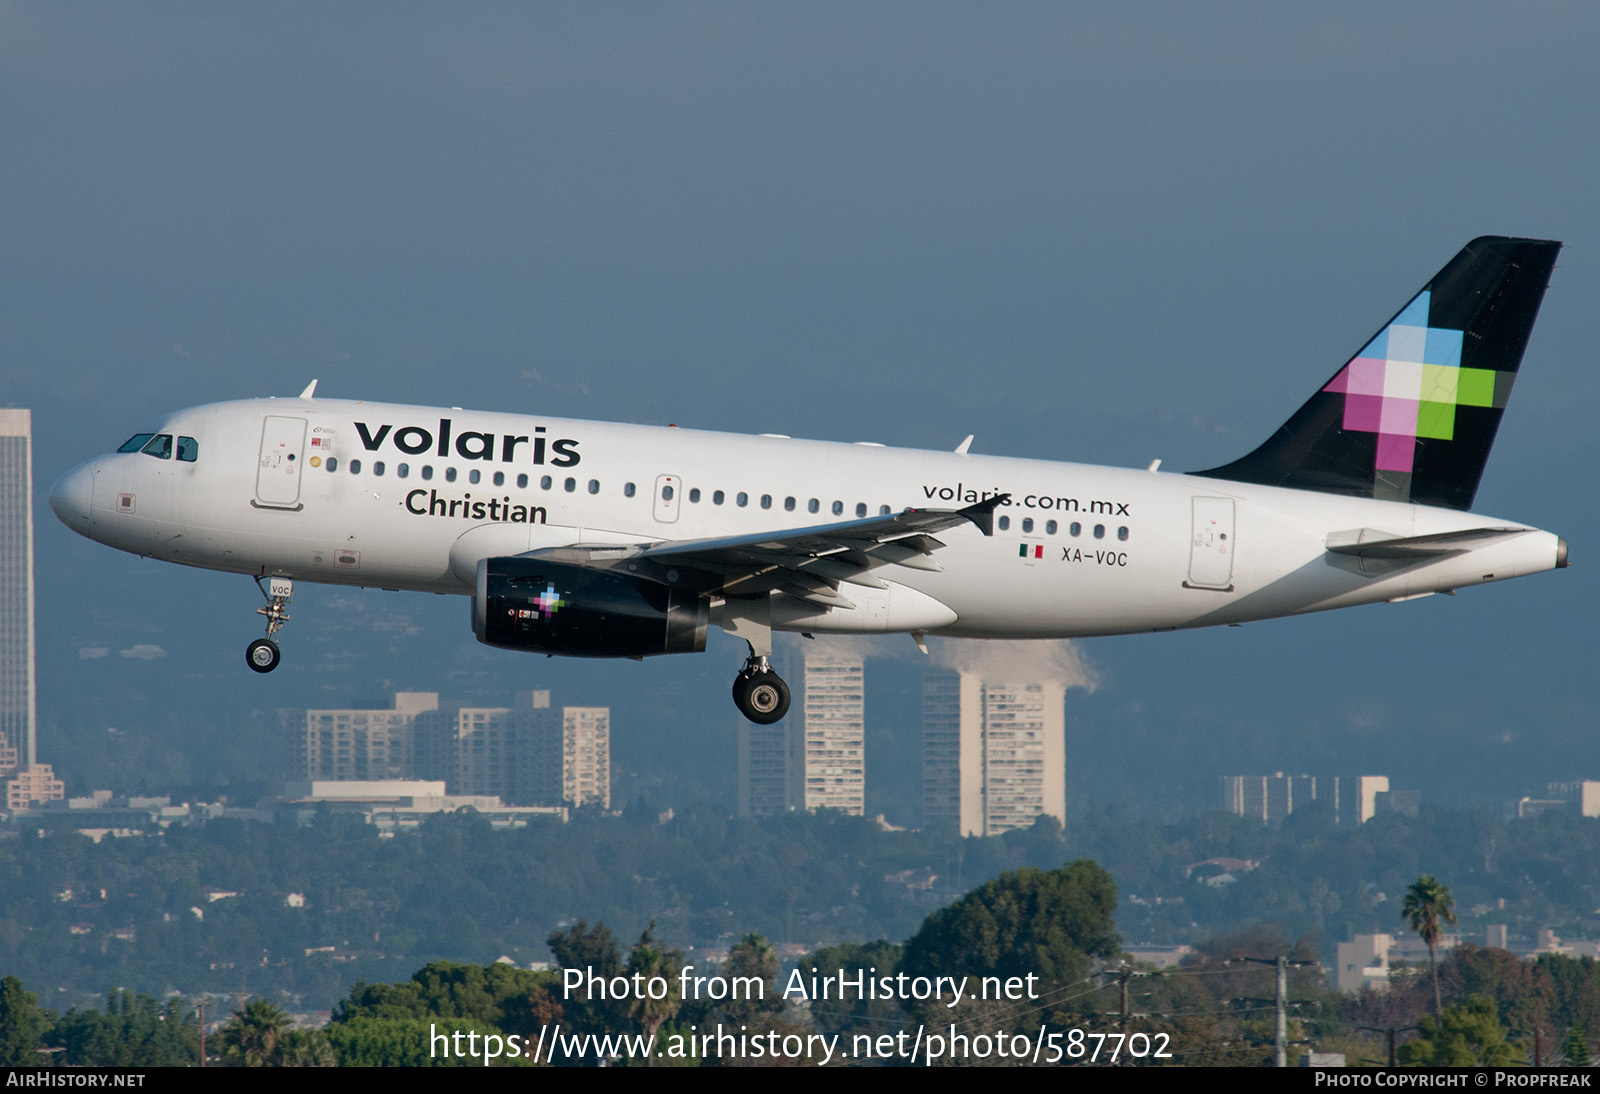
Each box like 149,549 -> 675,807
0,409 -> 36,770
737,649 -> 865,817
1219,773 -> 1327,823
1216,774 -> 1403,825
1355,775 -> 1390,823
737,720 -> 793,817
302,690 -> 606,809
561,706 -> 610,810
6,762 -> 63,812
0,730 -> 17,781
923,670 -> 1065,837
302,691 -> 440,781
797,652 -> 865,814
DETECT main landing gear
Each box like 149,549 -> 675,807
732,654 -> 790,724
722,611 -> 791,724
246,575 -> 293,674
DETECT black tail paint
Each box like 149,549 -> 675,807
1195,236 -> 1560,510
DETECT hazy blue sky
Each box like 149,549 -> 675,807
4,3 -> 1597,811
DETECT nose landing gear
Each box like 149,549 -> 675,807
246,576 -> 293,674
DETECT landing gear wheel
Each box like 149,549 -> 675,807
732,669 -> 790,724
246,638 -> 280,674
247,575 -> 293,675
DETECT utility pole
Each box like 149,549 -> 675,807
1275,955 -> 1288,1067
1242,953 -> 1316,1066
1100,962 -> 1154,1066
1358,1024 -> 1418,1067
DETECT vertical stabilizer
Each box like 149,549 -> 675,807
1195,236 -> 1560,509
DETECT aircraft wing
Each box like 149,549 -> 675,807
524,494 -> 1007,607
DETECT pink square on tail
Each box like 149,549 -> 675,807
1342,394 -> 1384,433
1379,397 -> 1419,437
1344,358 -> 1388,397
1375,433 -> 1415,472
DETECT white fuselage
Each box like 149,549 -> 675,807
50,395 -> 1565,641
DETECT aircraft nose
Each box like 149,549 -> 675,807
49,461 -> 96,531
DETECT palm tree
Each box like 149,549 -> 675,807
625,922 -> 682,1064
218,999 -> 294,1067
1403,875 -> 1457,1016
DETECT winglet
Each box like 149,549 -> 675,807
958,493 -> 1010,536
299,379 -> 319,399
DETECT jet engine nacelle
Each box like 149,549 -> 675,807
473,557 -> 709,658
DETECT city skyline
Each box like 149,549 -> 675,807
299,689 -> 611,810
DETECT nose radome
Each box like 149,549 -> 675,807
49,461 -> 95,531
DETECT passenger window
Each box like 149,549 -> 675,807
689,488 -> 701,503
1070,522 -> 1081,537
588,479 -> 600,495
446,467 -> 458,483
397,463 -> 409,478
761,495 -> 773,509
1118,526 -> 1129,541
880,505 -> 891,516
118,434 -> 156,454
326,457 -> 338,472
624,482 -> 636,498
736,492 -> 748,507
493,471 -> 505,487
998,515 -> 1010,531
141,434 -> 173,459
469,469 -> 481,484
1046,520 -> 1058,535
808,499 -> 819,514
1022,517 -> 1034,533
177,436 -> 199,462
541,475 -> 553,490
564,478 -> 576,492
349,459 -> 361,474
517,474 -> 528,489
1094,524 -> 1105,539
421,465 -> 433,481
662,485 -> 674,501
831,501 -> 843,515
374,462 -> 385,476
856,503 -> 867,517
713,490 -> 724,505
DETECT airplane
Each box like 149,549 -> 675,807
49,236 -> 1567,724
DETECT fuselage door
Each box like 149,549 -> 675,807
255,415 -> 308,509
653,474 -> 681,523
1187,496 -> 1235,589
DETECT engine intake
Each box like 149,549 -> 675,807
473,557 -> 708,658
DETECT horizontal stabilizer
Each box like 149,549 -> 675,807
1325,526 -> 1530,560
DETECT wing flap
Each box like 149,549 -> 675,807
519,494 -> 1007,607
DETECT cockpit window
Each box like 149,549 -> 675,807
140,434 -> 173,459
117,433 -> 156,453
177,436 -> 199,462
